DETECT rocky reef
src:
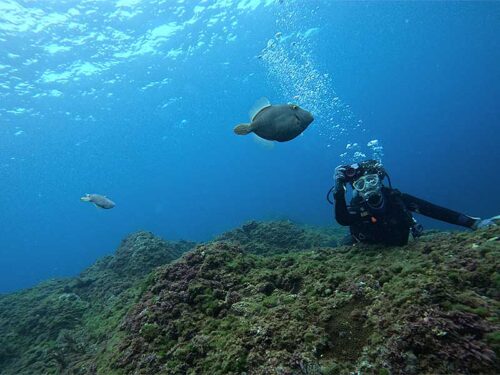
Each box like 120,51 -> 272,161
0,221 -> 498,375
0,232 -> 194,375
214,220 -> 344,255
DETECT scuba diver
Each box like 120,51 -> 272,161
328,159 -> 499,246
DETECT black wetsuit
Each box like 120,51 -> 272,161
334,187 -> 476,246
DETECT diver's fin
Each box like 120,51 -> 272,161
249,97 -> 271,121
234,123 -> 253,135
472,215 -> 500,230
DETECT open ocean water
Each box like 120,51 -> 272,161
0,0 -> 499,293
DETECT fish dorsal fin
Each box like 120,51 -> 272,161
249,97 -> 271,121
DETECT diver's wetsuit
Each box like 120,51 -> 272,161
334,187 -> 476,246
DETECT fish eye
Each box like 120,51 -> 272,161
290,104 -> 298,110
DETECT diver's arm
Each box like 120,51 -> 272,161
332,165 -> 357,226
400,193 -> 476,228
334,188 -> 357,226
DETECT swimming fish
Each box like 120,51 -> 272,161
233,97 -> 314,142
80,194 -> 115,209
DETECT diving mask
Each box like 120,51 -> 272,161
354,174 -> 384,208
353,174 -> 380,192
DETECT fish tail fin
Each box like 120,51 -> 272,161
233,123 -> 253,135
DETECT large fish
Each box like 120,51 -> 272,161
80,193 -> 115,209
233,97 -> 314,142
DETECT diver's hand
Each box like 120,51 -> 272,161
334,165 -> 346,184
333,165 -> 347,195
471,215 -> 500,230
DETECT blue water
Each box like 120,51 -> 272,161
1,1 -> 499,293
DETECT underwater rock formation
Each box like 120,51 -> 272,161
215,220 -> 344,255
0,222 -> 498,375
0,231 -> 194,375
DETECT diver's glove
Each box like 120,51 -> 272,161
333,165 -> 347,196
471,215 -> 500,230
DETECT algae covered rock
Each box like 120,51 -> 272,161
113,226 -> 499,375
0,231 -> 194,375
106,231 -> 194,278
1,223 -> 499,375
215,220 -> 346,255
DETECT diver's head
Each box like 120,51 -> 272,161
350,160 -> 388,208
353,173 -> 384,207
327,159 -> 390,207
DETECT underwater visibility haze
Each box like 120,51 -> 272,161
0,0 -> 499,293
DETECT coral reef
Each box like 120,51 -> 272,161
0,222 -> 498,375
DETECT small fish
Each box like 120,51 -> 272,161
233,97 -> 314,142
80,194 -> 115,209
